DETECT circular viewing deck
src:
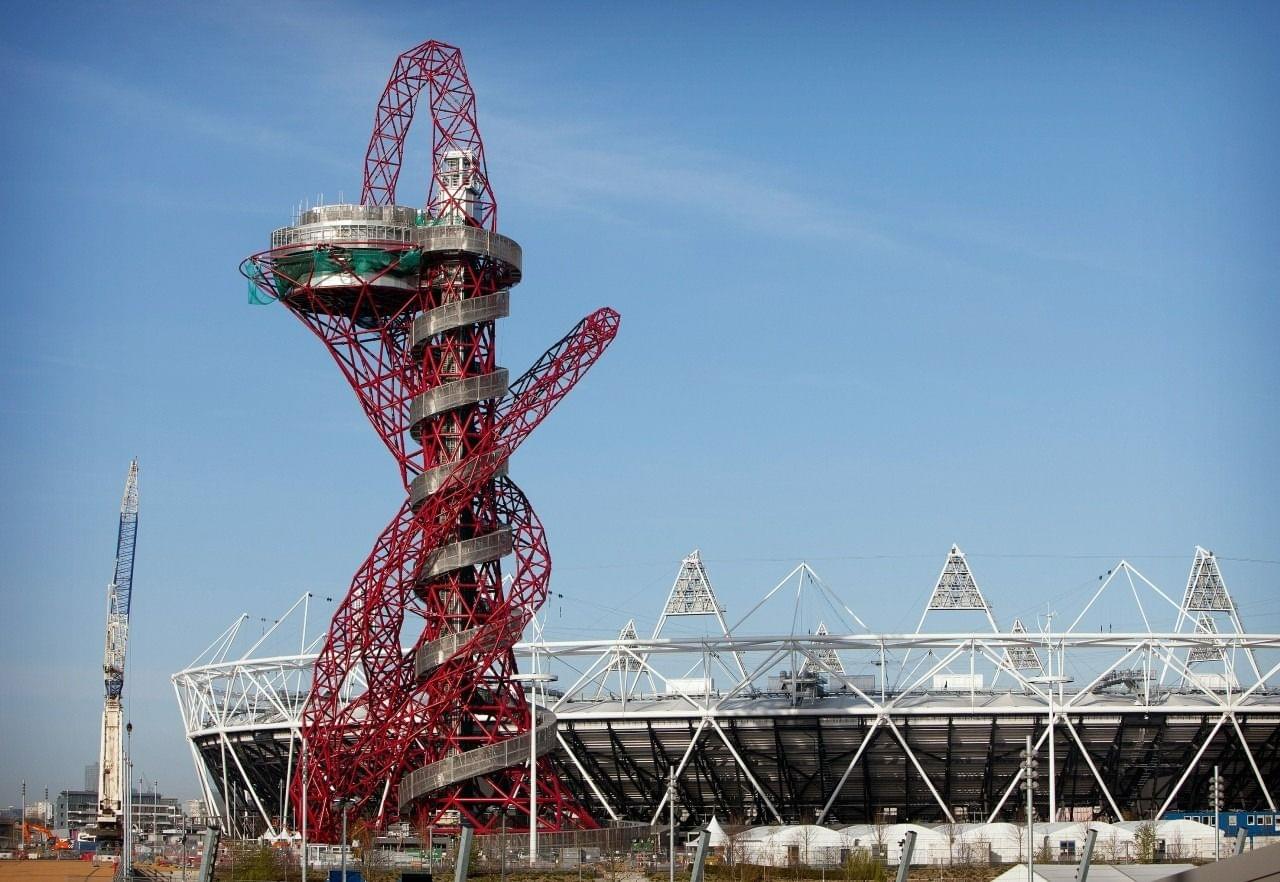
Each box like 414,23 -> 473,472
270,203 -> 522,277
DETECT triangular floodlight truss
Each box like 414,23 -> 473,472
1003,618 -> 1044,672
1170,547 -> 1261,683
1182,548 -> 1233,612
592,619 -> 645,700
626,550 -> 748,697
652,550 -> 739,650
1187,614 -> 1225,664
606,619 -> 642,673
800,622 -> 845,675
911,545 -> 999,637
660,550 -> 726,618
897,545 -> 998,690
928,545 -> 992,613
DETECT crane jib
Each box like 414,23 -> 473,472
102,461 -> 138,698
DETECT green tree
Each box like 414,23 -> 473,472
1135,821 -> 1159,864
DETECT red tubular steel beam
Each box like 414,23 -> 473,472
362,40 -> 497,229
241,39 -> 616,841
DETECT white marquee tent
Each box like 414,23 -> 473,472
737,824 -> 851,866
716,817 -> 1224,868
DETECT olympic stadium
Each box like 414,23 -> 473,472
173,544 -> 1280,839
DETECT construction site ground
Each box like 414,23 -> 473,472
0,860 -> 117,880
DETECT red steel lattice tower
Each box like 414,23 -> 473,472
242,40 -> 617,841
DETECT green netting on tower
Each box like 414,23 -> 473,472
271,247 -> 423,293
245,264 -> 276,305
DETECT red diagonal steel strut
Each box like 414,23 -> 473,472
242,39 -> 617,841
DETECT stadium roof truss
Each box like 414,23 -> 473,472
521,548 -> 1280,827
174,549 -> 1280,836
172,594 -> 365,838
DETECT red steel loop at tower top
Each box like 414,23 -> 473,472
241,39 -> 618,841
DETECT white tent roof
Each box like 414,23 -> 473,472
1035,821 -> 1130,844
737,824 -> 784,842
881,822 -> 946,844
759,824 -> 848,847
1155,818 -> 1216,839
706,816 -> 729,847
1037,821 -> 1094,836
1113,820 -> 1154,833
955,821 -> 1023,844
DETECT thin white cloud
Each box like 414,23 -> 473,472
0,48 -> 350,174
2,15 -> 1122,277
485,112 -> 904,252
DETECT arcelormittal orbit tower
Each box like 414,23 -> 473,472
242,40 -> 618,841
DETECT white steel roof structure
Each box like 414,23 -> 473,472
171,593 -> 362,838
524,547 -> 1280,829
173,547 -> 1280,840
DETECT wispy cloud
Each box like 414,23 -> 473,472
1,10 -> 1121,278
481,110 -> 1119,280
0,48 -> 350,174
485,113 -> 904,252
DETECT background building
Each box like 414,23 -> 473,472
24,800 -> 52,823
129,789 -> 181,839
54,790 -> 96,832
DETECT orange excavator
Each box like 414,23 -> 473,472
22,821 -> 74,851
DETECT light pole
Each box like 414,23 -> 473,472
513,669 -> 558,867
122,721 -> 133,879
1211,765 -> 1224,861
333,797 -> 354,882
500,805 -> 515,882
1021,736 -> 1039,882
300,736 -> 308,882
668,766 -> 676,882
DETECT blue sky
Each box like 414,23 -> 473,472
1,1 -> 1277,806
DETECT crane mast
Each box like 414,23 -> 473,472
95,459 -> 138,849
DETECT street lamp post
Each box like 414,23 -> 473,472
122,721 -> 133,880
333,798 -> 354,882
512,669 -> 558,868
1021,736 -> 1040,882
500,806 -> 511,882
300,736 -> 308,882
1211,765 -> 1224,861
668,766 -> 676,882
